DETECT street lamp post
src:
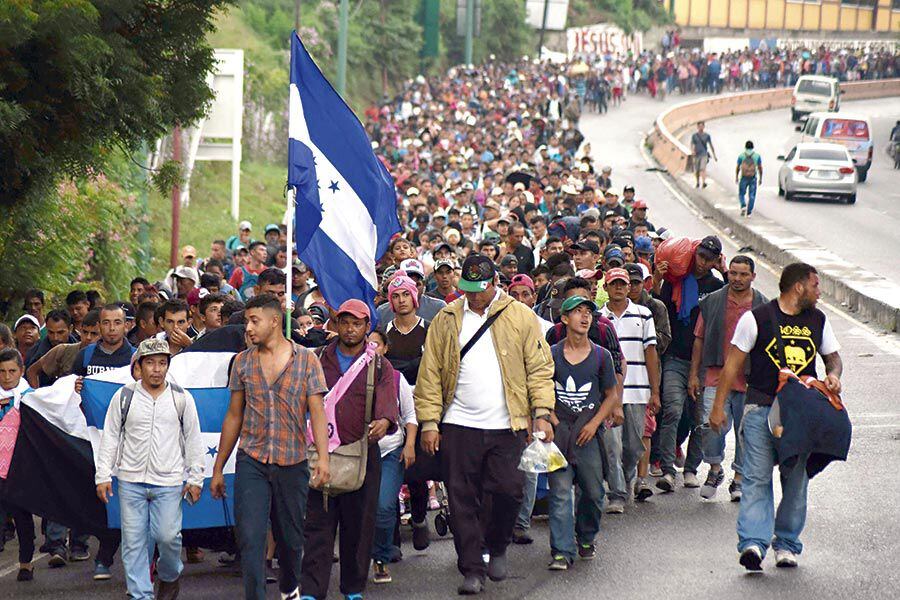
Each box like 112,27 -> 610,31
337,0 -> 349,96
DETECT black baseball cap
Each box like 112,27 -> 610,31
697,235 -> 723,257
459,254 -> 496,292
571,240 -> 600,254
624,263 -> 644,283
500,254 -> 519,266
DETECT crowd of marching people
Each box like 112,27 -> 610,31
0,41 -> 851,600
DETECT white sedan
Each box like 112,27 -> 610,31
777,142 -> 858,204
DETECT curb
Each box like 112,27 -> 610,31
660,169 -> 900,333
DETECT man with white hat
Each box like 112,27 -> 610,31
95,338 -> 205,600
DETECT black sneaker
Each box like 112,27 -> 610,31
373,560 -> 392,584
739,546 -> 764,572
548,555 -> 569,571
511,528 -> 533,545
729,479 -> 743,502
411,519 -> 430,551
48,552 -> 67,568
577,544 -> 596,560
17,568 -> 33,582
700,469 -> 725,500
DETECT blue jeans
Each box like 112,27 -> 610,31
119,481 -> 183,600
602,404 -> 646,502
548,436 -> 605,562
737,405 -> 809,557
738,176 -> 758,214
45,521 -> 89,555
700,387 -> 745,474
372,447 -> 404,563
235,451 -> 309,600
660,357 -> 691,476
515,471 -> 538,531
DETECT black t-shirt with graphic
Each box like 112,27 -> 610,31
551,342 -> 617,419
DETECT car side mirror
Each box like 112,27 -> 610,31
777,155 -> 786,161
852,158 -> 858,164
794,126 -> 803,132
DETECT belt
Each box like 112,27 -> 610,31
745,386 -> 775,407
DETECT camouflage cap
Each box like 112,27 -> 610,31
135,338 -> 171,361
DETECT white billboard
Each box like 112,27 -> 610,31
525,0 -> 569,31
566,23 -> 642,58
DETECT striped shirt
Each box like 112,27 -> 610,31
600,299 -> 656,404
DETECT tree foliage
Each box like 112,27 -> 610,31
569,0 -> 671,33
440,0 -> 532,65
0,0 -> 235,205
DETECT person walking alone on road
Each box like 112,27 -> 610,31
711,263 -> 842,571
735,140 -> 763,217
415,254 -> 555,595
211,294 -> 332,600
94,339 -> 205,600
691,121 -> 717,189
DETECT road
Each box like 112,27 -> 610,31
686,97 -> 900,283
2,94 -> 899,599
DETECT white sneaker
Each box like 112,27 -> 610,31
655,473 -> 675,493
605,499 -> 625,514
683,472 -> 700,488
775,549 -> 798,568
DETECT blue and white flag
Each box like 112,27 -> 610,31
288,31 -> 401,323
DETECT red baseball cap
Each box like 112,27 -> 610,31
508,274 -> 535,292
604,268 -> 630,285
632,200 -> 648,210
336,299 -> 370,321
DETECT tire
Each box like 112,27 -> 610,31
846,193 -> 857,205
791,109 -> 798,122
784,190 -> 794,201
434,513 -> 448,537
857,166 -> 868,183
778,181 -> 785,197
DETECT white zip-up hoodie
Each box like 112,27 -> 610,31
95,382 -> 205,488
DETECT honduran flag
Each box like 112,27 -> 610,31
4,352 -> 237,542
288,31 -> 401,324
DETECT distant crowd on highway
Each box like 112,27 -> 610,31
0,42 -> 849,600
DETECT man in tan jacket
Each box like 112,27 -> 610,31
415,254 -> 555,595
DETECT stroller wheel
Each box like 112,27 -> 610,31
434,514 -> 448,537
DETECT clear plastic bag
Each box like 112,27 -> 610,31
518,431 -> 568,473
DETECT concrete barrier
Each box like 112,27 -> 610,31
647,79 -> 900,332
649,79 -> 900,176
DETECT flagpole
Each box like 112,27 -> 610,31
285,186 -> 295,338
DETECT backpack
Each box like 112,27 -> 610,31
117,381 -> 187,455
740,152 -> 758,178
238,266 -> 259,300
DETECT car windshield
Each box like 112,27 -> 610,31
821,119 -> 869,139
797,80 -> 832,95
798,149 -> 847,161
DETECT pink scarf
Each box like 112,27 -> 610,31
307,342 -> 378,453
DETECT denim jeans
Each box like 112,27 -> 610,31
737,405 -> 809,557
682,394 -> 705,475
235,451 -> 309,600
700,387 -> 745,474
548,436 -> 605,562
660,357 -> 691,476
602,404 -> 647,502
119,481 -> 183,600
45,521 -> 89,556
515,471 -> 538,531
372,447 -> 404,563
738,176 -> 758,214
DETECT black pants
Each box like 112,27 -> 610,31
300,446 -> 381,599
404,430 -> 442,524
441,424 -> 526,578
0,502 -> 34,564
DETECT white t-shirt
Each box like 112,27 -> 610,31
443,292 -> 511,429
600,300 -> 657,404
379,374 -> 418,457
731,311 -> 840,355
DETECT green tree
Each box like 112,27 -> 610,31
440,0 -> 531,65
569,0 -> 671,33
0,0 -> 235,204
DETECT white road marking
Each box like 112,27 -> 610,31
0,552 -> 47,578
638,135 -> 900,357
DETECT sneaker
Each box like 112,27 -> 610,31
700,469 -> 725,499
649,462 -> 663,477
775,549 -> 798,568
511,527 -> 533,545
372,560 -> 392,584
428,497 -> 441,511
739,546 -> 764,572
728,479 -> 743,502
93,561 -> 112,581
69,547 -> 90,562
16,567 -> 34,582
577,544 -> 596,560
656,473 -> 675,492
635,479 -> 654,502
345,595 -> 363,600
186,547 -> 205,563
457,575 -> 484,595
266,560 -> 277,584
548,555 -> 570,570
48,552 -> 68,568
674,447 -> 686,469
486,552 -> 508,582
218,552 -> 237,565
605,499 -> 625,514
740,207 -> 747,217
683,472 -> 700,488
411,519 -> 430,551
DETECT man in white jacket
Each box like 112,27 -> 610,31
95,338 -> 204,600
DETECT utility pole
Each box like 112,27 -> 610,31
337,0 -> 349,96
537,0 -> 550,57
295,0 -> 301,31
464,0 -> 474,65
169,126 -> 182,269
